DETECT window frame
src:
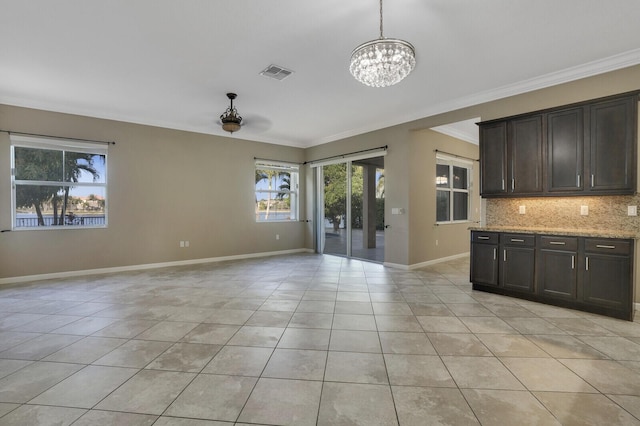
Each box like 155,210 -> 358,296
254,160 -> 299,223
10,135 -> 108,230
435,154 -> 472,224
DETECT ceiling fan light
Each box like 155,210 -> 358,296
220,93 -> 243,134
221,119 -> 242,134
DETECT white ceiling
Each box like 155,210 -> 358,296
1,0 -> 640,148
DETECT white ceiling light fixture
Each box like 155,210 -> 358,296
220,93 -> 242,134
350,0 -> 416,88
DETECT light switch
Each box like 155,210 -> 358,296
580,205 -> 589,216
628,206 -> 638,216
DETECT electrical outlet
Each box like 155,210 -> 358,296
185,241 -> 190,247
276,234 -> 280,240
435,239 -> 438,246
519,205 -> 526,214
580,205 -> 589,216
628,206 -> 638,216
179,241 -> 185,248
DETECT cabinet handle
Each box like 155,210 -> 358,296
571,255 -> 575,270
596,244 -> 615,249
591,174 -> 594,188
511,178 -> 515,191
477,236 -> 490,240
493,248 -> 497,260
501,179 -> 505,191
510,238 -> 525,242
549,241 -> 566,245
503,250 -> 507,262
586,256 -> 589,271
577,174 -> 581,187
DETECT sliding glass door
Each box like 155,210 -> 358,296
317,156 -> 385,262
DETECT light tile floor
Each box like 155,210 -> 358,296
0,254 -> 639,425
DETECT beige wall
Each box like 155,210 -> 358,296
2,64 -> 640,280
0,106 -> 306,279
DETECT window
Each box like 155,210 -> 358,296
436,154 -> 472,223
11,135 -> 108,229
255,160 -> 299,222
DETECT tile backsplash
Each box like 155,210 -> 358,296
486,195 -> 640,236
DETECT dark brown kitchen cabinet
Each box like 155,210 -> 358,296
547,107 -> 584,193
479,91 -> 638,198
509,116 -> 543,194
470,232 -> 498,286
537,236 -> 578,300
588,96 -> 637,193
480,116 -> 542,196
582,238 -> 633,318
500,234 -> 535,293
471,231 -> 635,320
479,123 -> 507,195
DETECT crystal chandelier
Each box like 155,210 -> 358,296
220,93 -> 242,134
350,0 -> 416,88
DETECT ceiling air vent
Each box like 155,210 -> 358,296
260,64 -> 294,81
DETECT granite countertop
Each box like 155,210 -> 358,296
468,226 -> 638,240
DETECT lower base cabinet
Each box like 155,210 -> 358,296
471,231 -> 635,320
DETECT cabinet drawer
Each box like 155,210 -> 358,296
584,239 -> 632,255
472,232 -> 499,244
539,236 -> 578,251
501,233 -> 535,247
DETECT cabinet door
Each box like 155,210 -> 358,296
509,115 -> 543,194
538,250 -> 577,299
471,243 -> 498,286
547,107 -> 584,192
480,122 -> 507,195
588,96 -> 637,193
500,247 -> 535,292
583,254 -> 630,310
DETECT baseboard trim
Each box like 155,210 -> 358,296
384,252 -> 470,270
0,248 -> 314,286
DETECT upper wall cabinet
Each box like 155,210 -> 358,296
480,122 -> 508,194
588,96 -> 636,193
480,115 -> 543,196
547,107 -> 584,193
480,91 -> 638,197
